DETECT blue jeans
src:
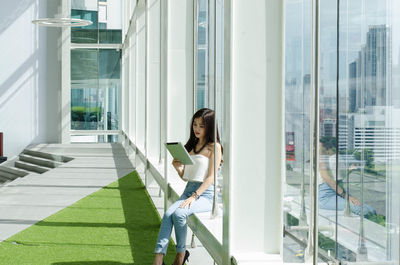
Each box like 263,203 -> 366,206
318,182 -> 376,216
154,181 -> 214,254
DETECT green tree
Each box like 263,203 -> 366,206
320,136 -> 337,151
354,149 -> 374,168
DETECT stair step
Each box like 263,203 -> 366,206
14,161 -> 49,174
0,174 -> 12,183
22,149 -> 73,163
0,180 -> 10,186
19,154 -> 63,169
0,170 -> 20,181
0,166 -> 29,178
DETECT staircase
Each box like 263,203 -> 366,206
0,149 -> 73,186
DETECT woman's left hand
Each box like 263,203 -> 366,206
180,196 -> 196,209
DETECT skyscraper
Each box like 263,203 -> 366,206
349,25 -> 391,111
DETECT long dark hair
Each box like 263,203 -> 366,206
184,108 -> 223,155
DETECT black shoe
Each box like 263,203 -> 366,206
181,250 -> 190,265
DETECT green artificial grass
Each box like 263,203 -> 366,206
0,171 -> 176,265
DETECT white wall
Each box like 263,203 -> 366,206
0,0 -> 62,158
107,0 -> 122,30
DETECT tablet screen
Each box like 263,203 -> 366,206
165,142 -> 194,165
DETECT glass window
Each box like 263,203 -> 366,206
71,8 -> 98,43
284,0 -> 400,263
71,48 -> 121,142
283,0 -> 314,262
195,0 -> 209,109
193,0 -> 225,217
71,0 -> 122,44
334,0 -> 398,263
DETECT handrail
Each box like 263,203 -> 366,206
0,132 -> 3,157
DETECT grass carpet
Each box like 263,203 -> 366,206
0,171 -> 176,265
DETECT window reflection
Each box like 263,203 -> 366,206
284,0 -> 399,263
283,0 -> 312,262
71,0 -> 122,44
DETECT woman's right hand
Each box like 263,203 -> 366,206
349,195 -> 361,206
172,158 -> 183,168
172,159 -> 184,177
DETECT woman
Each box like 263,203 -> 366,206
153,108 -> 223,265
318,141 -> 375,216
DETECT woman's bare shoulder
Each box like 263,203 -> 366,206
206,142 -> 222,152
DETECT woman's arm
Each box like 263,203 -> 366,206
319,157 -> 343,194
172,158 -> 185,178
319,156 -> 360,205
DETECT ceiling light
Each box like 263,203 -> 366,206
32,18 -> 93,27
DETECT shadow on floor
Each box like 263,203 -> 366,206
111,143 -> 176,264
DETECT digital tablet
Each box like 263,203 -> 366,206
165,142 -> 194,165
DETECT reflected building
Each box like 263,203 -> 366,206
345,25 -> 399,161
285,74 -> 311,170
349,25 -> 391,111
352,106 -> 400,162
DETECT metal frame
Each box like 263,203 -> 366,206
193,0 -> 198,113
222,0 -> 231,264
160,0 -> 169,212
159,0 -> 163,163
304,0 -> 321,262
210,0 -> 219,219
208,0 -> 216,109
311,0 -> 320,263
144,0 -> 149,187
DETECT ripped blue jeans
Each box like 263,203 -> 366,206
318,182 -> 376,216
154,181 -> 214,254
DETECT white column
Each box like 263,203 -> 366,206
160,0 -> 168,210
121,43 -> 129,135
147,0 -> 161,162
227,0 -> 284,260
136,8 -> 146,151
121,0 -> 130,137
61,0 -> 71,143
163,0 -> 193,209
167,0 -> 194,142
129,33 -> 137,142
264,0 -> 284,254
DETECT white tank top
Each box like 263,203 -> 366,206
182,154 -> 210,182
